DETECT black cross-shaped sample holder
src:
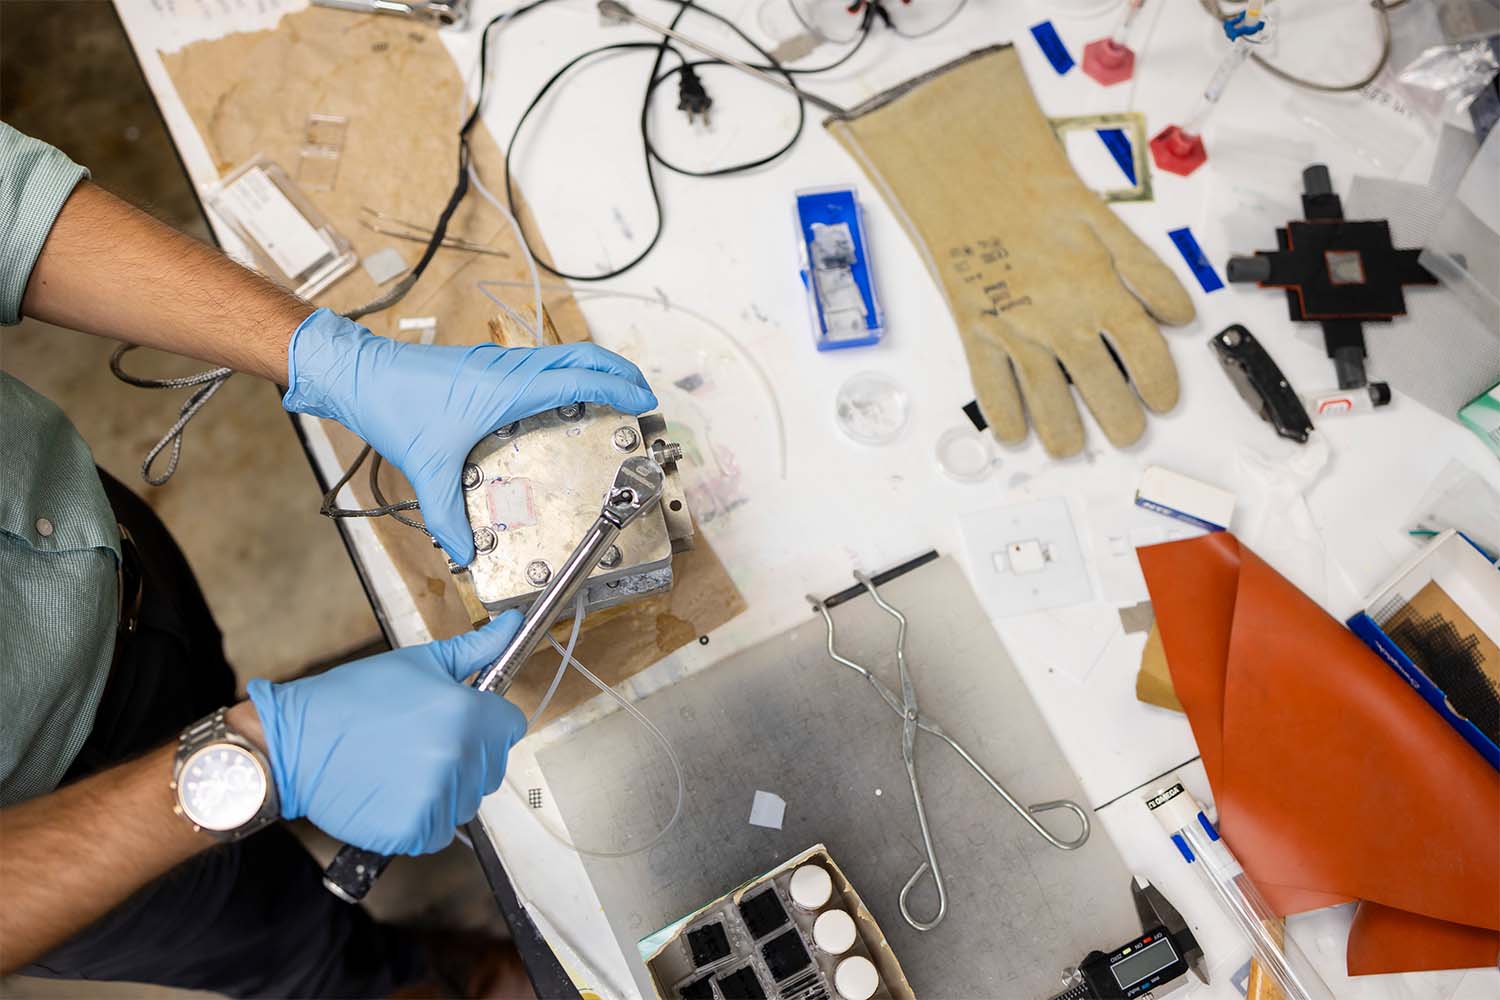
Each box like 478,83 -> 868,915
1226,165 -> 1436,390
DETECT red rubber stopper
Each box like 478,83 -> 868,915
1082,39 -> 1135,85
1149,125 -> 1207,176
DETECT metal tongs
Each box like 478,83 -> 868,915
808,572 -> 1090,932
311,0 -> 468,28
322,456 -> 667,903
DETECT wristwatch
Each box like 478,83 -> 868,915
171,707 -> 280,840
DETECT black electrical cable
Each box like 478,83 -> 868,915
321,0 -> 563,529
324,0 -> 877,528
645,7 -> 874,178
501,0 -> 875,281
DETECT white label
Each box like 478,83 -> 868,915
218,167 -> 331,280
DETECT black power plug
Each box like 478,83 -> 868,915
677,63 -> 712,126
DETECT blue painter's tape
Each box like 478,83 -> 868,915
1171,832 -> 1196,864
1197,810 -> 1221,842
1030,21 -> 1075,75
1096,128 -> 1137,185
1168,226 -> 1223,293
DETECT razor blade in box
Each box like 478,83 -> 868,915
796,187 -> 883,351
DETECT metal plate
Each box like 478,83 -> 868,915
537,556 -> 1138,999
463,405 -> 680,613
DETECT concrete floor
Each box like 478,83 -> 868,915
0,0 -> 382,684
1,4 -> 510,996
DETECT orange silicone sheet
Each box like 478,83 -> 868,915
1138,533 -> 1498,974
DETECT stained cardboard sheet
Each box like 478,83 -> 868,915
160,8 -> 744,714
537,556 -> 1138,999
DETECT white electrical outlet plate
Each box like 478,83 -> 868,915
959,498 -> 1094,617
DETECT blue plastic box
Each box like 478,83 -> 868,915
795,187 -> 883,351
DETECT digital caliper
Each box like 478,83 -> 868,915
1050,877 -> 1208,1000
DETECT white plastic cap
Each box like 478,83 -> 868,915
835,955 -> 880,1000
813,908 -> 858,955
1142,776 -> 1203,835
789,864 -> 833,910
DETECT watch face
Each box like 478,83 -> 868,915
178,743 -> 268,831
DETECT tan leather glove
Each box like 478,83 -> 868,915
827,45 -> 1195,458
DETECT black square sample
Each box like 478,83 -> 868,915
687,921 -> 731,968
761,928 -> 812,981
679,975 -> 714,1000
717,965 -> 766,1000
737,889 -> 788,939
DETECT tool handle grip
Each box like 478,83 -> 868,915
322,844 -> 392,903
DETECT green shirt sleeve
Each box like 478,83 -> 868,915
0,123 -> 89,325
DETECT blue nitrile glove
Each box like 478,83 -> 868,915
246,611 -> 527,856
283,308 -> 658,565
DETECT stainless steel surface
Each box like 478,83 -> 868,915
808,571 -> 1090,932
461,405 -> 690,615
537,556 -> 1137,1000
596,0 -> 846,116
474,457 -> 666,695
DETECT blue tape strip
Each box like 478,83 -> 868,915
1197,810 -> 1221,842
1030,21 -> 1075,75
1168,226 -> 1223,293
1096,128 -> 1137,185
1171,832 -> 1196,863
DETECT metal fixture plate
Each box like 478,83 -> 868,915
463,405 -> 690,615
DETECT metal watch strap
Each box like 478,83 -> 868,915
172,707 -> 281,842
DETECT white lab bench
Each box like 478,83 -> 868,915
112,1 -> 1499,997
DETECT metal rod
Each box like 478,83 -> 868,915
474,517 -> 621,695
597,1 -> 847,116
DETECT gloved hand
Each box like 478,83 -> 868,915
827,45 -> 1195,458
246,611 -> 527,856
283,308 -> 658,563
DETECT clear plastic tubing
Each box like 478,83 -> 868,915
1144,776 -> 1334,1000
1180,42 -> 1253,138
1110,0 -> 1147,47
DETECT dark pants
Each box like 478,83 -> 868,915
21,470 -> 423,998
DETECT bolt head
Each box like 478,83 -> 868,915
1222,328 -> 1243,348
526,559 -> 552,585
462,463 -> 483,490
600,544 -> 623,568
612,426 -> 640,451
473,527 -> 498,553
494,422 -> 519,438
557,403 -> 584,421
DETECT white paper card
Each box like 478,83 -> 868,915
748,790 -> 786,830
218,166 -> 330,279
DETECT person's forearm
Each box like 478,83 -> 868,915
0,702 -> 263,973
19,182 -> 312,383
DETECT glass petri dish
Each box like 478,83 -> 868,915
835,372 -> 910,446
936,425 -> 997,482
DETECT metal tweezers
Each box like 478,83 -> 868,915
359,207 -> 510,258
808,572 -> 1090,932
